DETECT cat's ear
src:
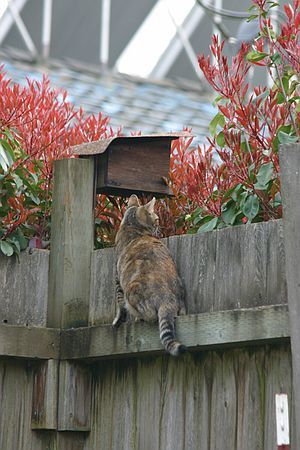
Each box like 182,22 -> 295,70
128,194 -> 140,208
145,197 -> 156,213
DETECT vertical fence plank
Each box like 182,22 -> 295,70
89,247 -> 116,325
266,220 -> 287,306
209,351 -> 237,450
167,232 -> 217,314
58,361 -> 91,432
214,223 -> 269,311
279,143 -> 300,449
236,349 -> 265,450
48,158 -> 94,329
31,360 -> 58,430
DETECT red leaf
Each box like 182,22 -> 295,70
218,105 -> 231,119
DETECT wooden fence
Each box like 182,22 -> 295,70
0,144 -> 299,449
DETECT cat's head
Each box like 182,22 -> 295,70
121,195 -> 159,231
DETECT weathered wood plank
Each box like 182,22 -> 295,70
236,348 -> 264,450
279,143 -> 300,449
61,305 -> 290,360
56,432 -> 87,450
0,249 -> 49,326
48,158 -> 94,329
0,325 -> 60,359
31,360 -> 58,430
214,222 -> 284,311
265,220 -> 287,305
89,246 -> 116,325
58,361 -> 91,431
167,231 -> 217,314
210,351 -> 237,450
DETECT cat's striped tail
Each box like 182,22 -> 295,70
158,307 -> 186,356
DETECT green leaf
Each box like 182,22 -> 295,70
247,51 -> 268,62
247,14 -> 259,22
278,131 -> 298,144
270,52 -> 282,65
197,217 -> 218,233
0,241 -> 14,257
11,173 -> 24,190
212,95 -> 224,106
230,184 -> 243,202
255,162 -> 274,188
276,92 -> 285,104
241,195 -> 259,221
28,193 -> 41,205
0,140 -> 15,166
282,75 -> 289,93
16,233 -> 28,251
0,144 -> 11,172
216,131 -> 225,147
209,113 -> 225,136
221,203 -> 239,225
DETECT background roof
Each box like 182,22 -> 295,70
1,51 -> 215,145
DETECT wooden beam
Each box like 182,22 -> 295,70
279,143 -> 300,449
0,325 -> 60,359
0,305 -> 290,361
61,305 -> 290,360
48,158 -> 94,329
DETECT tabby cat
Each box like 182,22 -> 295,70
112,194 -> 186,356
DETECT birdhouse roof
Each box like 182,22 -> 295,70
71,131 -> 192,156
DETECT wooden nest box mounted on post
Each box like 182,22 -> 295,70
72,132 -> 190,197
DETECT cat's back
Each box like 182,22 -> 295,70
117,231 -> 182,297
117,232 -> 176,274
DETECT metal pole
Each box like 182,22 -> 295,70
164,1 -> 202,81
7,0 -> 37,57
41,0 -> 53,60
0,0 -> 27,45
150,5 -> 205,80
100,0 -> 111,67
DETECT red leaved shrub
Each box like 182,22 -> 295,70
165,0 -> 299,234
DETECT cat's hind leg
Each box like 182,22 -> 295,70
112,276 -> 128,328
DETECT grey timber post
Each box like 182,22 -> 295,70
48,158 -> 94,328
32,158 -> 94,440
279,142 -> 300,446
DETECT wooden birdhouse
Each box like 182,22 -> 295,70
72,132 -> 190,197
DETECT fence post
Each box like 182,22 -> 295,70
48,158 -> 94,329
32,158 -> 94,442
279,143 -> 300,447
